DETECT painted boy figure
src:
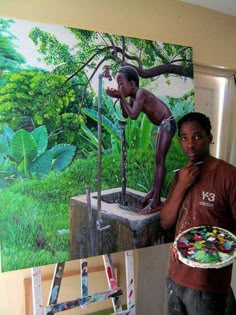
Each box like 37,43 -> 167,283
106,65 -> 176,214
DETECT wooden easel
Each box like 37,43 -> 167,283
31,251 -> 135,315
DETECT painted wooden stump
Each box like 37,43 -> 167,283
70,187 -> 171,259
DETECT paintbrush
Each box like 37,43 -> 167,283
172,161 -> 203,173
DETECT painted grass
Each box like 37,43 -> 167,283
0,147 -> 186,271
0,190 -> 70,271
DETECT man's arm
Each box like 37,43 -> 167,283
160,164 -> 200,229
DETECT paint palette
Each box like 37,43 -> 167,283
173,226 -> 236,269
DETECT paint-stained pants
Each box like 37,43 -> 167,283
166,277 -> 236,315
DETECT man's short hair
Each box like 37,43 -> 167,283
177,112 -> 212,136
118,65 -> 140,88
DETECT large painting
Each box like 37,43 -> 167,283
0,17 -> 194,272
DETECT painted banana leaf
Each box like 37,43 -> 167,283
0,135 -> 9,155
0,179 -> 7,188
3,125 -> 15,144
80,132 -> 98,151
171,100 -> 194,120
158,96 -> 194,120
31,125 -> 48,156
126,113 -> 153,150
10,130 -> 38,166
29,150 -> 53,178
0,152 -> 4,165
0,126 -> 15,157
102,91 -> 124,122
81,108 -> 121,141
111,134 -> 120,154
81,124 -> 99,148
50,143 -> 76,171
138,114 -> 153,149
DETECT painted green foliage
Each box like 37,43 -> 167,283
0,19 -> 194,157
0,125 -> 76,186
0,70 -> 76,132
81,90 -> 194,157
0,18 -> 195,177
0,18 -> 25,74
30,27 -> 193,81
28,26 -> 193,119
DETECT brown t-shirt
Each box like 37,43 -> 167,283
168,158 -> 236,293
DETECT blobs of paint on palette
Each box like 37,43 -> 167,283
176,226 -> 236,264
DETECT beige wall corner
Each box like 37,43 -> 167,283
0,0 -> 236,70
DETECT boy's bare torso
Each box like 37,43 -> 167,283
132,88 -> 172,126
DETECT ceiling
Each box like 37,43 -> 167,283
180,0 -> 236,17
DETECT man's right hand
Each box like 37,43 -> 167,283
177,163 -> 200,191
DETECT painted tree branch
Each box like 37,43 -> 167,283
61,40 -> 193,108
126,63 -> 193,79
66,44 -> 193,84
78,55 -> 114,110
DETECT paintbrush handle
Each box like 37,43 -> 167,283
172,161 -> 203,173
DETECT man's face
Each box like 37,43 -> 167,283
116,73 -> 132,97
179,121 -> 212,163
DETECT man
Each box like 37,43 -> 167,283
106,65 -> 176,214
160,112 -> 236,315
